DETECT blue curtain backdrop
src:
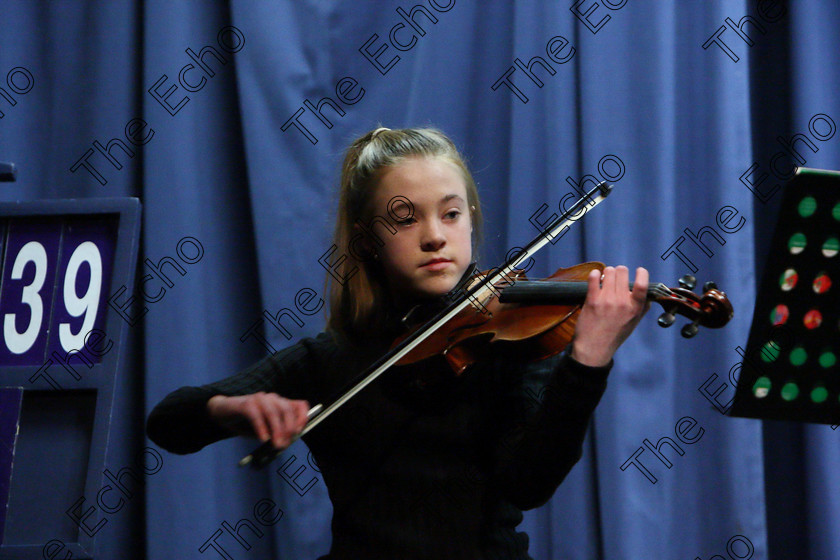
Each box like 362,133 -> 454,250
1,0 -> 838,558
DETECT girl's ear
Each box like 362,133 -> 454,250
350,223 -> 379,262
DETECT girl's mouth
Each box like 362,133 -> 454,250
420,259 -> 452,270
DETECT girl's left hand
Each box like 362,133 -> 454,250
570,265 -> 651,367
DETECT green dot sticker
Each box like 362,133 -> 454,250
788,233 -> 807,254
753,377 -> 771,398
790,346 -> 808,366
813,272 -> 832,294
780,268 -> 798,291
770,304 -> 789,325
819,351 -> 836,368
833,202 -> 840,221
811,387 -> 828,403
823,237 -> 839,258
781,382 -> 799,401
760,341 -> 781,362
798,196 -> 817,217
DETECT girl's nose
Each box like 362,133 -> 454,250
420,220 -> 446,250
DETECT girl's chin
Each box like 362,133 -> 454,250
403,283 -> 460,303
422,278 -> 461,295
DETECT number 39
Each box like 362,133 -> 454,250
3,241 -> 102,355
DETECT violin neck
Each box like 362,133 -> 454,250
498,281 -> 662,305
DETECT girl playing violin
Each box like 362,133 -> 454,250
147,127 -> 650,559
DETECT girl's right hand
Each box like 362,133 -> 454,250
206,392 -> 310,449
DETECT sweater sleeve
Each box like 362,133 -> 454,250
146,332 -> 336,455
490,347 -> 612,510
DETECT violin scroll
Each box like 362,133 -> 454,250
653,275 -> 733,338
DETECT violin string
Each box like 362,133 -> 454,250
648,283 -> 677,299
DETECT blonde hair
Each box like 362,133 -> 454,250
326,127 -> 483,340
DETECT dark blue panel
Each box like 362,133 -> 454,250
0,387 -> 23,546
0,198 -> 139,560
3,390 -> 97,545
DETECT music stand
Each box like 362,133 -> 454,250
730,167 -> 840,424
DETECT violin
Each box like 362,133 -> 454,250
239,181 -> 733,468
392,262 -> 733,376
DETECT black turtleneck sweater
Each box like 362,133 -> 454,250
146,324 -> 611,559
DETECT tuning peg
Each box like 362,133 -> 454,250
681,321 -> 699,338
658,312 -> 676,327
678,275 -> 696,290
702,281 -> 718,292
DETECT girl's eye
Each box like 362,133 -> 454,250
444,210 -> 461,220
395,217 -> 416,226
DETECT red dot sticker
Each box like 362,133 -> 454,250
813,272 -> 831,294
770,304 -> 789,325
804,309 -> 823,329
780,269 -> 798,291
